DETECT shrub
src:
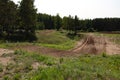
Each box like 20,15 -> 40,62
14,50 -> 25,55
3,76 -> 9,80
13,74 -> 21,80
102,52 -> 107,57
0,64 -> 3,72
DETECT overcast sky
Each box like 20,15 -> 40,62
12,0 -> 120,19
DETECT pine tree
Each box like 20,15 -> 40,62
0,0 -> 17,38
19,0 -> 37,40
74,15 -> 79,35
54,14 -> 62,31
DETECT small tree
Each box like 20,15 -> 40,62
62,17 -> 69,31
54,14 -> 62,31
74,15 -> 79,35
68,15 -> 75,34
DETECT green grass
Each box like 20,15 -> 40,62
0,31 -> 119,79
38,40 -> 75,50
1,50 -> 120,80
25,54 -> 120,80
36,30 -> 72,44
35,30 -> 80,50
0,64 -> 3,72
0,42 -> 31,49
0,30 -> 80,50
35,30 -> 82,50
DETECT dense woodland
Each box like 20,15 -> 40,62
0,0 -> 120,41
37,13 -> 120,32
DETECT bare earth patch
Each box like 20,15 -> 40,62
12,33 -> 120,57
106,40 -> 120,55
0,48 -> 14,56
32,62 -> 40,70
0,33 -> 119,57
0,48 -> 14,65
72,33 -> 120,55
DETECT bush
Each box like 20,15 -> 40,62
14,50 -> 25,55
102,52 -> 107,57
13,74 -> 21,80
3,76 -> 9,80
0,64 -> 3,72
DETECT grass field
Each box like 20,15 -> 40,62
0,30 -> 120,80
0,50 -> 120,80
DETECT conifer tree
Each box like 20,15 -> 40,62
19,0 -> 37,40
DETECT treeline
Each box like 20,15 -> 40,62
0,0 -> 120,41
92,18 -> 120,31
37,14 -> 79,34
37,13 -> 120,32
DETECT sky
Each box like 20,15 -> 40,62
12,0 -> 120,19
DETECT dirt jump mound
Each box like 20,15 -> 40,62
3,33 -> 119,57
72,33 -> 120,55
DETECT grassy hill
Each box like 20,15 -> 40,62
0,30 -> 80,50
35,30 -> 78,50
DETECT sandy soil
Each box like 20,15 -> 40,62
0,48 -> 14,65
11,33 -> 120,57
72,33 -> 120,55
0,33 -> 120,58
0,33 -> 119,79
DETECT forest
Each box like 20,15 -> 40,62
0,0 -> 120,42
37,13 -> 120,32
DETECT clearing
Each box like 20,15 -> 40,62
0,31 -> 120,80
0,32 -> 119,57
13,33 -> 120,56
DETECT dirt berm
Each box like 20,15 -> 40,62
0,33 -> 119,57
72,33 -> 120,55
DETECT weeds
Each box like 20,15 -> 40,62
102,52 -> 107,57
0,31 -> 120,80
3,76 -> 9,80
0,64 -> 3,72
13,73 -> 21,80
0,50 -> 120,80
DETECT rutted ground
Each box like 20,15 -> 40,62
1,33 -> 119,57
0,33 -> 120,79
72,33 -> 120,55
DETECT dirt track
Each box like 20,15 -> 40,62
0,33 -> 120,57
72,33 -> 120,55
12,33 -> 120,56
